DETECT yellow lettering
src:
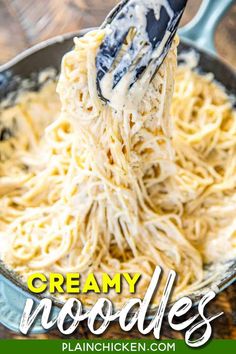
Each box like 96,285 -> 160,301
49,273 -> 64,293
27,273 -> 47,294
123,273 -> 141,293
102,273 -> 121,293
82,273 -> 100,293
66,273 -> 80,293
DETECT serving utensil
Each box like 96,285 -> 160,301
96,0 -> 187,104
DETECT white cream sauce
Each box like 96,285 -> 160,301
100,0 -> 174,110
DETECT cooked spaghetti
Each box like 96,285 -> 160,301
0,30 -> 235,306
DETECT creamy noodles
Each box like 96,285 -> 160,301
0,30 -> 235,306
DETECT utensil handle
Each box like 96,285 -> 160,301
178,0 -> 234,55
0,274 -> 47,333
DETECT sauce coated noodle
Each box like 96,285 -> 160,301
0,30 -> 235,307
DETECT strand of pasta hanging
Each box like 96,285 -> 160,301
0,30 -> 235,307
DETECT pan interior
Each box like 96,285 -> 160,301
0,33 -> 235,311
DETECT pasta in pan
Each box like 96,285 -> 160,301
0,30 -> 235,306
